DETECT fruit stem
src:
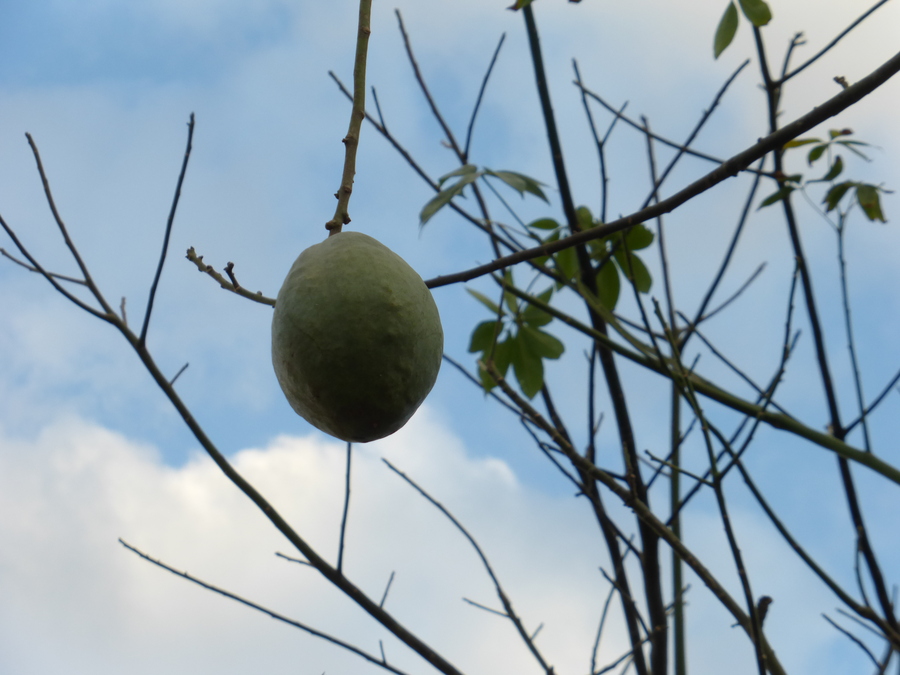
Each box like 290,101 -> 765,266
326,0 -> 373,236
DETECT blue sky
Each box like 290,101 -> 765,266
1,1 -> 899,674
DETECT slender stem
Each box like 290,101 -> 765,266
141,113 -> 195,344
119,540 -> 414,675
781,0 -> 893,83
337,442 -> 353,574
326,0 -> 372,234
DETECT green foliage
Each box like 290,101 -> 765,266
420,164 -> 548,226
463,207 -> 657,399
714,0 -> 772,58
525,207 -> 654,309
467,282 -> 563,399
760,130 -> 890,223
714,3 -> 739,59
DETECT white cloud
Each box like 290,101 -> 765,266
1,406 -> 891,675
0,409 -> 629,675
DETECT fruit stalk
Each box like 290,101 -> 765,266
326,0 -> 373,235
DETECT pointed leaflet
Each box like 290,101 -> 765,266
737,0 -> 772,26
521,287 -> 555,327
485,170 -> 549,202
528,217 -> 560,231
511,335 -> 545,399
437,164 -> 478,186
595,259 -> 621,311
520,325 -> 565,360
783,138 -> 821,149
469,320 -> 503,353
614,248 -> 652,293
623,223 -> 654,251
856,184 -> 886,222
714,2 -> 739,59
478,337 -> 514,391
420,173 -> 479,225
821,156 -> 843,182
758,185 -> 795,208
466,288 -> 503,315
823,182 -> 854,212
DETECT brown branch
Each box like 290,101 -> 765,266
424,48 -> 900,289
185,247 -> 276,306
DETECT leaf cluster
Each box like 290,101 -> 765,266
467,278 -> 563,399
758,129 -> 890,223
420,164 -> 548,226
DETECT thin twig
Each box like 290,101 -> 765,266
464,34 -> 506,160
185,247 -> 276,306
0,247 -> 86,285
424,48 -> 900,289
383,458 -> 555,675
379,571 -> 395,608
781,0 -> 893,82
119,540 -> 412,675
141,113 -> 195,345
337,442 -> 353,574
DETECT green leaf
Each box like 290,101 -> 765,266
828,128 -> 852,139
758,185 -> 794,208
507,0 -> 534,10
737,0 -> 772,26
437,164 -> 478,186
466,288 -> 502,315
614,249 -> 652,293
821,155 -> 843,182
807,144 -> 827,165
485,170 -> 549,202
714,2 -> 739,59
420,175 -> 477,225
783,137 -> 820,149
576,205 -> 594,230
836,140 -> 871,161
511,336 -> 544,399
595,259 -> 620,311
856,184 -> 886,222
528,217 -> 560,231
522,288 -> 554,327
520,325 -> 565,360
823,181 -> 854,212
478,337 -> 513,391
623,223 -> 654,251
469,320 -> 501,353
554,245 -> 579,283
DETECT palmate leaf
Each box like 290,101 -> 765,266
714,2 -> 739,59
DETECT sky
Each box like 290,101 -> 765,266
1,1 -> 899,674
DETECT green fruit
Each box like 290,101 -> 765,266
271,231 -> 443,443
